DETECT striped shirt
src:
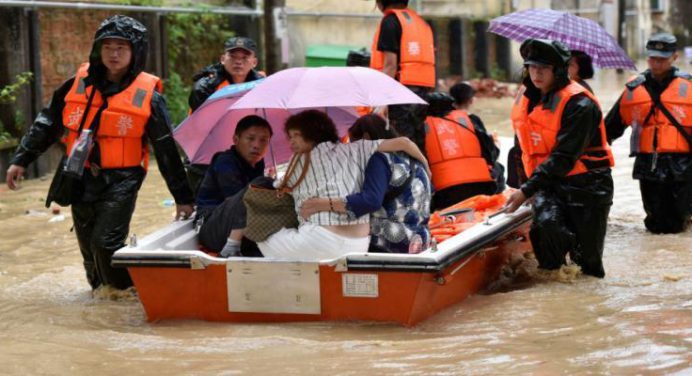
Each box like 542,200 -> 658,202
283,140 -> 383,226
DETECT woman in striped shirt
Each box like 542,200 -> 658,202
258,110 -> 429,261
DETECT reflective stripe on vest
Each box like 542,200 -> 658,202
424,110 -> 493,190
619,76 -> 692,154
370,8 -> 435,88
511,81 -> 614,177
62,63 -> 160,170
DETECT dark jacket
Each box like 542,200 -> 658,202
605,67 -> 692,182
188,63 -> 263,112
195,146 -> 265,216
515,84 -> 611,199
10,15 -> 193,205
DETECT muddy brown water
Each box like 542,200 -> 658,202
0,69 -> 690,374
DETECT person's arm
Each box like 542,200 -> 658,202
377,137 -> 429,174
147,92 -> 195,218
604,93 -> 628,144
520,94 -> 602,199
188,73 -> 220,113
382,52 -> 398,79
300,153 -> 391,219
6,78 -> 73,189
376,14 -> 401,79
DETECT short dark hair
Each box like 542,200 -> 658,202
235,115 -> 273,137
284,110 -> 339,145
570,50 -> 594,80
449,82 -> 476,106
348,114 -> 398,141
377,0 -> 409,8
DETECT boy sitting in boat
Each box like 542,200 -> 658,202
195,115 -> 272,256
300,114 -> 432,254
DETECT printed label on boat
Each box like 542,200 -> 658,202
342,273 -> 379,298
226,260 -> 321,314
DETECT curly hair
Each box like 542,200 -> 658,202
284,110 -> 339,145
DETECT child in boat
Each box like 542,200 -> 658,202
300,114 -> 432,254
424,87 -> 505,211
256,110 -> 429,261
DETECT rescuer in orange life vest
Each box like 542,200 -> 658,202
424,85 -> 505,211
186,36 -> 265,194
605,33 -> 692,234
5,15 -> 194,291
504,39 -> 615,278
370,0 -> 436,154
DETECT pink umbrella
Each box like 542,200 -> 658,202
231,66 -> 428,110
174,80 -> 358,164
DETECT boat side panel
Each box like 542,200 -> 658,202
406,225 -> 532,326
318,265 -> 425,324
129,265 -> 321,323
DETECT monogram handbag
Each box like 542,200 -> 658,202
243,153 -> 310,242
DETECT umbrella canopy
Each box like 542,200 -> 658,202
173,80 -> 359,165
231,66 -> 427,110
488,8 -> 637,71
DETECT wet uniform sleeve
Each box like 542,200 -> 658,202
469,114 -> 500,166
188,74 -> 220,113
520,95 -> 602,198
345,153 -> 391,218
377,14 -> 401,54
9,78 -> 74,167
604,93 -> 628,144
147,92 -> 194,204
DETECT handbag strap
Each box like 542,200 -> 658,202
277,152 -> 312,192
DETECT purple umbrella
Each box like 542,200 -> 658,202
174,80 -> 359,165
231,66 -> 427,110
489,8 -> 637,71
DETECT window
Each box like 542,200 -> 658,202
650,0 -> 665,12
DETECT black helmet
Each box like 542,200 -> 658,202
520,39 -> 571,67
88,15 -> 149,89
425,92 -> 454,117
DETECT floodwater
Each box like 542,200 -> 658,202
1,68 -> 691,375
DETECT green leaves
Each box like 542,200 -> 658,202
0,72 -> 33,105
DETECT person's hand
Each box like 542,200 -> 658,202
504,189 -> 527,213
420,157 -> 432,178
175,204 -> 194,220
300,198 -> 322,220
6,165 -> 25,190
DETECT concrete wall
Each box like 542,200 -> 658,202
285,1 -> 379,66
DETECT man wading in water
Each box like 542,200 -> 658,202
5,15 -> 193,292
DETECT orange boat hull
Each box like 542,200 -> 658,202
128,226 -> 530,326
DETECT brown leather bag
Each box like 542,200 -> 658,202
243,153 -> 310,242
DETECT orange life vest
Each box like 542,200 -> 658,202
62,63 -> 161,170
511,82 -> 614,177
424,110 -> 493,190
618,76 -> 692,154
370,8 -> 435,88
